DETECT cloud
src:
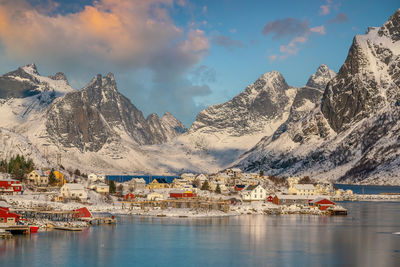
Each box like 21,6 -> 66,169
190,65 -> 216,84
229,28 -> 237,34
310,25 -> 326,35
0,0 -> 211,126
212,35 -> 245,50
262,18 -> 310,39
268,54 -> 278,62
319,0 -> 332,15
262,17 -> 326,60
328,13 -> 348,24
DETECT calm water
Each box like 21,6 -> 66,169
335,184 -> 400,194
1,202 -> 400,267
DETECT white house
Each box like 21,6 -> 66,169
60,183 -> 88,200
241,184 -> 267,201
88,173 -> 98,182
147,192 -> 164,201
289,184 -> 317,196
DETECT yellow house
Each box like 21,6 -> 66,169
27,170 -> 48,186
146,178 -> 170,190
54,171 -> 66,185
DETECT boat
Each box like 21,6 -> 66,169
29,226 -> 39,233
53,226 -> 83,231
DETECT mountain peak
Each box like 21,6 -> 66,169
49,72 -> 69,84
378,9 -> 400,41
22,63 -> 39,76
306,64 -> 336,90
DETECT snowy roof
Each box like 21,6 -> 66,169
133,178 -> 146,183
0,201 -> 10,208
231,168 -> 241,172
310,197 -> 333,204
293,184 -> 316,190
64,183 -> 85,190
0,178 -> 18,182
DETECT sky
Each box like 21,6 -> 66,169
0,0 -> 398,126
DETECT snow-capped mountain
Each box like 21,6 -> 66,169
0,64 -> 187,172
46,73 -> 186,152
236,9 -> 400,185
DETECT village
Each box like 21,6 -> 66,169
1,163 -> 399,238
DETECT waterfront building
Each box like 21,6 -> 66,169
124,193 -> 135,201
272,195 -> 311,205
289,184 -> 317,195
147,192 -> 164,201
0,179 -> 22,195
309,197 -> 336,210
0,208 -> 20,225
241,184 -> 267,201
169,190 -> 197,198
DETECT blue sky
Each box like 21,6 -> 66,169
0,0 -> 398,126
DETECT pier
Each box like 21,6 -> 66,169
121,198 -> 231,213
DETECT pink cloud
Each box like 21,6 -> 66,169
319,0 -> 332,15
310,25 -> 326,35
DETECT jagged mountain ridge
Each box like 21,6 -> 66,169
190,71 -> 296,136
236,9 -> 400,184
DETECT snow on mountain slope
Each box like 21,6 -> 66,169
236,9 -> 400,185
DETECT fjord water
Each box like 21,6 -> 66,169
1,202 -> 400,267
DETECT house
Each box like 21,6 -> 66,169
27,170 -> 48,186
88,173 -> 98,182
241,184 -> 267,201
272,195 -> 311,205
124,193 -> 135,201
181,173 -> 196,181
147,192 -> 164,201
54,171 -> 66,185
267,195 -> 274,202
60,183 -> 88,200
234,184 -> 246,191
287,177 -> 300,188
170,178 -> 188,189
196,174 -> 208,183
0,208 -> 20,225
169,190 -> 197,198
0,179 -> 22,195
132,178 -> 146,191
289,184 -> 317,196
74,207 -> 92,219
95,183 -> 109,194
315,182 -> 334,195
146,178 -> 169,190
309,197 -> 336,210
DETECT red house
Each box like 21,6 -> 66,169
74,207 -> 92,219
0,208 -> 20,225
170,190 -> 197,198
309,197 -> 336,210
124,193 -> 135,201
234,185 -> 246,191
0,179 -> 22,195
267,195 -> 273,202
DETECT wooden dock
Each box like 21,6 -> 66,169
121,198 -> 231,213
0,225 -> 30,234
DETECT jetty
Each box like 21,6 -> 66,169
121,198 -> 231,213
0,225 -> 30,235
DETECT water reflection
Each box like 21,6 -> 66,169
1,202 -> 400,266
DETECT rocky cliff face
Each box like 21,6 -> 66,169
322,9 -> 400,132
306,64 -> 336,90
45,73 -> 186,152
236,9 -> 400,184
190,71 -> 296,136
